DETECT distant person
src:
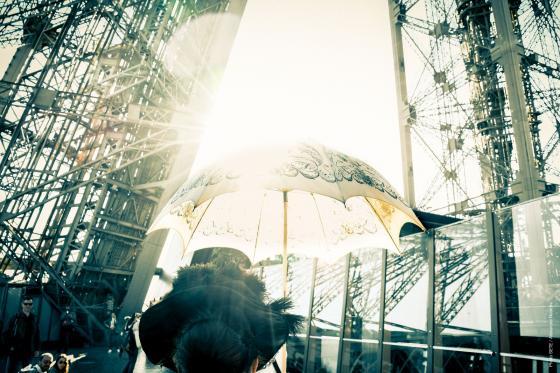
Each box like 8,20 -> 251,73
105,312 -> 117,353
48,354 -> 69,373
4,296 -> 40,373
139,264 -> 302,373
121,314 -> 140,373
59,308 -> 75,353
29,352 -> 53,373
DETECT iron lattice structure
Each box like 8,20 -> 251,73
389,0 -> 560,215
0,0 -> 232,341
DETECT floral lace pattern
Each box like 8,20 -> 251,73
170,143 -> 403,205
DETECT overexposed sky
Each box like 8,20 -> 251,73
193,0 -> 403,193
0,0 -> 404,194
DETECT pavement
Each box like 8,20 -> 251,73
5,347 -> 277,372
52,347 -> 164,373
64,347 -> 278,372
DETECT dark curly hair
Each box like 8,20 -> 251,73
140,263 -> 302,373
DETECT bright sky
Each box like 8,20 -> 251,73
0,0 -> 404,194
191,0 -> 404,194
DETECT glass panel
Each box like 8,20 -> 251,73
254,261 -> 284,299
343,248 -> 383,341
287,335 -> 307,373
310,257 -> 346,338
381,344 -> 427,373
433,349 -> 492,372
286,256 -> 314,372
341,340 -> 378,372
497,195 -> 560,357
306,336 -> 339,373
288,255 -> 314,334
383,234 -> 428,344
254,256 -> 314,373
434,216 -> 492,350
337,248 -> 383,372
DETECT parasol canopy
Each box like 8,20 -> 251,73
149,142 -> 424,263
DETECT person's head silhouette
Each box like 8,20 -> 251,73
140,263 -> 302,373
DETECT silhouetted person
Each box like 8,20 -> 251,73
121,314 -> 140,373
105,312 -> 117,353
4,296 -> 40,373
58,308 -> 75,353
139,263 -> 302,373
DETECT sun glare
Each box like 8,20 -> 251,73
190,0 -> 404,194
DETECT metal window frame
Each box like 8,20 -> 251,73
302,257 -> 318,373
336,253 -> 352,373
426,231 -> 436,373
376,249 -> 388,372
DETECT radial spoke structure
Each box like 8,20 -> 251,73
389,0 -> 560,215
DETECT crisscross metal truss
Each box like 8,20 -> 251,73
390,0 -> 560,215
0,0 -> 230,340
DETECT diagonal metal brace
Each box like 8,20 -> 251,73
1,222 -> 109,338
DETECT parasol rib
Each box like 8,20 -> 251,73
310,193 -> 330,255
181,198 -> 215,260
251,190 -> 267,262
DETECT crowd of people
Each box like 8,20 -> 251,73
24,352 -> 70,373
1,296 -> 80,373
0,293 -> 144,373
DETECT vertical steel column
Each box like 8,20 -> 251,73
303,258 -> 318,373
336,254 -> 351,373
37,287 -> 44,342
426,231 -> 436,372
376,249 -> 388,372
46,293 -> 54,343
387,0 -> 415,207
486,210 -> 505,372
490,0 -> 542,202
118,229 -> 169,317
0,45 -> 33,115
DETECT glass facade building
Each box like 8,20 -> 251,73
251,193 -> 560,372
